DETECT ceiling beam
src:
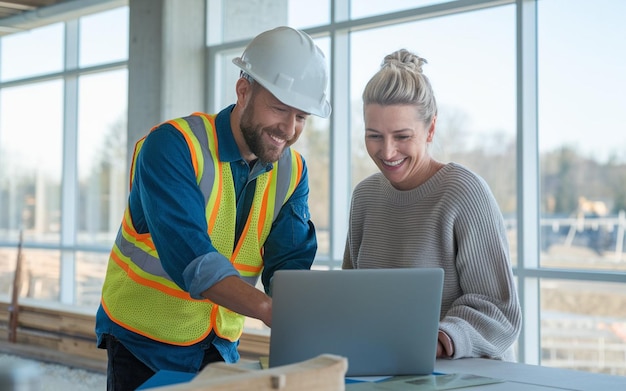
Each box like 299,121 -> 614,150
0,0 -> 127,36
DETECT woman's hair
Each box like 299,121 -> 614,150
362,49 -> 438,124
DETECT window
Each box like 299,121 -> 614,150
0,81 -> 63,243
537,0 -> 626,374
77,70 -> 128,247
79,7 -> 129,68
0,23 -> 63,81
351,0 -> 453,19
0,6 -> 129,308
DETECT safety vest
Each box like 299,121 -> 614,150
100,112 -> 303,345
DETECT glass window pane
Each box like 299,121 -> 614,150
208,0 -> 329,43
77,69 -> 128,246
213,50 -> 242,111
538,0 -> 626,271
541,279 -> 626,375
20,249 -> 61,302
351,0 -> 452,19
288,0 -> 330,29
350,5 -> 517,262
295,37 -> 330,258
79,7 -> 129,67
0,23 -> 64,82
298,114 -> 331,258
75,251 -> 108,310
0,81 -> 63,243
207,0 -> 289,44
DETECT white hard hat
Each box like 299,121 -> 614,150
232,26 -> 331,118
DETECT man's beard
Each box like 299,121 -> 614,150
240,103 -> 287,164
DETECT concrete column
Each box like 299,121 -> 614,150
126,0 -> 206,164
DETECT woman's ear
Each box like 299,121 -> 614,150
427,116 -> 437,142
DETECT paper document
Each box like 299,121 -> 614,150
346,373 -> 504,390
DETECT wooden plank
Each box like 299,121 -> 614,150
13,305 -> 96,338
8,230 -> 24,342
2,327 -> 106,368
59,314 -> 97,337
0,340 -> 106,374
0,303 -> 9,322
153,354 -> 348,391
59,336 -> 106,361
17,310 -> 62,332
15,329 -> 61,351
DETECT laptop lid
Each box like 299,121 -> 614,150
269,268 -> 444,377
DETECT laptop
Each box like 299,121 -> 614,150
269,268 -> 444,377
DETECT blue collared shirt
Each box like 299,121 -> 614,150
96,105 -> 317,373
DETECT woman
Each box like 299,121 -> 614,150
343,49 -> 522,361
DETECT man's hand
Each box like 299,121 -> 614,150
201,275 -> 272,327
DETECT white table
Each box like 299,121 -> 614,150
141,357 -> 626,390
434,358 -> 626,390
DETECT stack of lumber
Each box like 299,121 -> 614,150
0,300 -> 106,372
0,299 -> 271,372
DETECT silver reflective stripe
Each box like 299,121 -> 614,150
115,230 -> 174,281
273,149 -> 294,221
184,115 -> 215,204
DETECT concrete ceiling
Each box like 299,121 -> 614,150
0,0 -> 124,36
0,1 -> 64,19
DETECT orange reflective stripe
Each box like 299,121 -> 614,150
289,151 -> 303,203
295,152 -> 303,184
110,249 -> 192,301
236,263 -> 263,273
101,299 -> 211,346
168,119 -> 200,177
257,171 -> 273,240
129,137 -> 146,191
210,306 -> 219,337
231,213 -> 263,274
121,212 -> 156,252
207,163 -> 223,234
231,212 -> 252,263
101,300 -> 154,341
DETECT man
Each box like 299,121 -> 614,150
96,26 -> 331,390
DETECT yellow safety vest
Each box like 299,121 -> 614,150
100,112 -> 303,345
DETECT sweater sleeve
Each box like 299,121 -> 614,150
438,173 -> 522,361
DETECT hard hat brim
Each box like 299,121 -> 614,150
233,57 -> 331,118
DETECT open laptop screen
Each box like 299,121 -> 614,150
269,268 -> 444,377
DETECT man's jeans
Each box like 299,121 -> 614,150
104,334 -> 224,391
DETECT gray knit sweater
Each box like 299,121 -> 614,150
343,162 -> 521,361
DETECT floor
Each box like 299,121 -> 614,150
0,353 -> 106,390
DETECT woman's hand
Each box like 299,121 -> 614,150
436,330 -> 454,358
